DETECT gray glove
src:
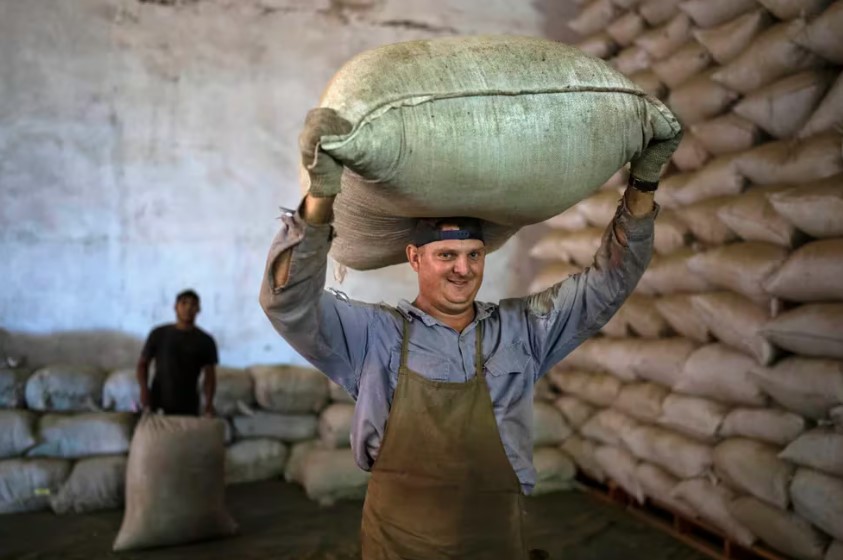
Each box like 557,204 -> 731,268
629,129 -> 684,188
299,108 -> 352,197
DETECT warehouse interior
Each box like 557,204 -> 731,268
1,0 -> 841,559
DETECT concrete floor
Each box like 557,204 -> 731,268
0,481 -> 707,560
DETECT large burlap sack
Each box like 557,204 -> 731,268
828,541 -> 843,560
561,434 -> 606,482
794,1 -> 843,65
602,294 -> 672,339
249,364 -> 328,414
659,394 -> 728,442
50,455 -> 127,514
629,337 -> 699,387
672,478 -> 757,546
714,438 -> 794,509
791,468 -> 843,541
767,174 -> 843,239
232,411 -> 317,442
529,227 -> 604,266
712,21 -> 826,95
735,71 -> 836,140
316,36 -> 681,269
652,41 -> 711,89
0,410 -> 36,458
318,403 -> 354,449
765,240 -> 843,303
580,409 -> 639,447
113,415 -> 236,551
594,445 -> 644,502
547,369 -> 622,407
635,13 -> 693,60
687,242 -> 789,307
691,114 -> 762,156
676,198 -> 739,246
801,73 -> 843,139
553,395 -> 596,429
0,367 -> 32,409
329,380 -> 355,404
728,496 -> 830,560
780,429 -> 843,478
225,439 -> 288,484
693,9 -> 774,65
716,185 -> 802,247
635,462 -> 698,518
758,0 -> 834,20
639,0 -> 682,26
667,153 -> 747,206
101,368 -> 140,412
569,0 -> 623,35
0,458 -> 71,513
751,357 -> 843,420
528,262 -> 583,294
534,402 -> 572,447
654,295 -> 711,344
28,413 -> 135,459
676,344 -> 768,406
736,132 -> 843,186
300,448 -> 370,506
638,250 -> 715,295
621,424 -> 713,478
25,364 -> 105,412
762,304 -> 843,360
653,209 -> 692,256
671,133 -> 711,172
607,12 -> 646,47
667,70 -> 740,125
613,382 -> 669,422
205,367 -> 254,417
720,408 -> 806,447
679,0 -> 758,28
576,32 -> 619,60
532,447 -> 576,495
611,45 -> 653,75
692,292 -> 777,365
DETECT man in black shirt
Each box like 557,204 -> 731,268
136,289 -> 218,416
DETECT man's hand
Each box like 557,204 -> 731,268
300,108 -> 352,198
629,130 -> 683,187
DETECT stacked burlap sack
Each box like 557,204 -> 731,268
537,1 -> 843,558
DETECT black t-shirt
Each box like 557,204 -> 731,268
141,324 -> 218,415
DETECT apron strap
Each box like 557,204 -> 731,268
475,320 -> 485,378
400,316 -> 410,371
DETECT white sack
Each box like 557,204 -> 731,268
671,478 -> 756,546
764,239 -> 843,303
613,382 -> 669,423
751,357 -> 843,420
691,114 -> 762,156
562,434 -> 606,482
628,337 -> 700,388
533,402 -> 572,447
0,368 -> 32,409
676,344 -> 768,407
553,396 -> 596,429
780,429 -> 843,478
0,458 -> 71,513
714,438 -> 794,509
736,132 -> 843,186
693,9 -> 774,65
801,73 -> 843,139
767,174 -> 843,239
25,364 -> 105,412
679,0 -> 758,28
580,409 -> 639,447
790,468 -> 843,541
594,445 -> 643,502
761,304 -> 843,360
659,394 -> 728,442
232,411 -> 318,443
635,462 -> 698,519
532,447 -> 576,495
728,496 -> 829,560
208,367 -> 254,417
716,185 -> 802,247
621,424 -> 713,478
28,413 -> 135,459
653,209 -> 692,256
0,410 -> 37,459
225,439 -> 288,485
547,369 -> 622,407
102,369 -> 140,413
652,41 -> 711,89
319,403 -> 354,449
50,455 -> 127,514
794,1 -> 843,65
300,448 -> 370,506
654,295 -> 711,344
676,197 -> 740,246
692,292 -> 777,365
249,365 -> 328,414
638,250 -> 715,295
720,408 -> 806,447
284,440 -> 321,484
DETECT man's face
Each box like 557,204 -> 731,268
407,237 -> 486,315
175,297 -> 200,324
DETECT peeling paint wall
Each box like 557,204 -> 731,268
0,0 -> 564,369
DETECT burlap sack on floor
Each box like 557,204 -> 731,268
654,294 -> 712,344
667,70 -> 740,125
659,393 -> 729,442
716,185 -> 802,247
719,408 -> 806,447
607,12 -> 646,47
315,36 -> 681,269
751,357 -> 843,420
249,365 -> 328,414
101,369 -> 140,412
629,337 -> 700,387
652,42 -> 712,89
581,409 -> 640,447
761,304 -> 843,360
225,439 -> 288,485
767,174 -> 843,239
25,365 -> 105,412
232,411 -> 317,443
569,0 -> 622,35
300,448 -> 371,506
638,249 -> 715,295
621,424 -> 713,478
113,414 -> 236,551
765,239 -> 843,303
562,434 -> 606,482
50,455 -> 127,514
576,32 -> 619,60
284,440 -> 321,484
691,114 -> 762,156
206,367 -> 254,417
0,458 -> 70,513
653,209 -> 692,255
613,382 -> 669,422
728,496 -> 829,560
676,344 -> 768,407
595,445 -> 644,502
636,462 -> 700,519
532,447 -> 576,495
635,13 -> 693,60
794,1 -> 843,65
686,242 -> 789,307
27,413 -> 135,459
639,0 -> 683,26
714,438 -> 794,509
736,132 -> 843,186
692,292 -> 777,365
790,468 -> 843,541
318,403 -> 354,449
693,9 -> 774,65
734,70 -> 836,140
679,0 -> 758,28
553,395 -> 596,429
712,21 -> 825,94
676,197 -> 739,246
0,367 -> 32,409
780,429 -> 843,478
800,73 -> 843,138
548,369 -> 622,407
671,478 -> 757,546
668,153 -> 747,206
601,294 -> 672,339
0,410 -> 36,458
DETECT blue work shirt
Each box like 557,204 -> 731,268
259,198 -> 655,494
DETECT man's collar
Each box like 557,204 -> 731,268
396,299 -> 496,327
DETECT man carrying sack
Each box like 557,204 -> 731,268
260,107 -> 678,559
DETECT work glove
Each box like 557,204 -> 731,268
628,129 -> 683,190
299,108 -> 352,197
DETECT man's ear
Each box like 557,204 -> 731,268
406,244 -> 421,272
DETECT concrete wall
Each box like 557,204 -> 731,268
0,0 -> 573,369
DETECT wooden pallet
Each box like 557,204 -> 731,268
574,473 -> 788,560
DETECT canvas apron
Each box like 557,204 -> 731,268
361,318 -> 529,560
